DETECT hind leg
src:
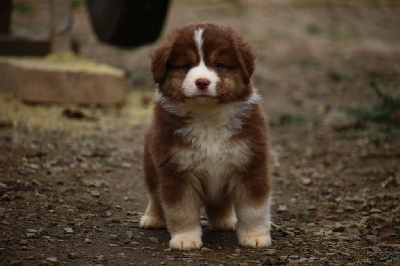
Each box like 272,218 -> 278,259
205,201 -> 236,231
140,140 -> 166,229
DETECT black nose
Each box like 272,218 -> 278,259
195,78 -> 211,90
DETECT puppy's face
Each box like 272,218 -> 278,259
151,24 -> 255,104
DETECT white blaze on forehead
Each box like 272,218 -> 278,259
181,27 -> 220,98
193,28 -> 205,60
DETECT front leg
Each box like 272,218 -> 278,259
235,197 -> 272,248
234,171 -> 272,248
161,175 -> 203,250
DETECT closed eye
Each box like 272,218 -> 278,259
183,63 -> 193,70
213,62 -> 223,69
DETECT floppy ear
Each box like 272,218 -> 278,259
151,43 -> 172,84
235,38 -> 255,84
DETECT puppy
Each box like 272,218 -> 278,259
140,23 -> 272,250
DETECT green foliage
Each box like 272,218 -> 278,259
306,23 -> 321,36
392,166 -> 400,173
13,2 -> 34,14
71,0 -> 83,9
270,114 -> 304,127
352,79 -> 400,126
326,69 -> 347,82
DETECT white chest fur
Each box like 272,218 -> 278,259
170,103 -> 253,200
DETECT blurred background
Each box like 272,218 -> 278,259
0,1 -> 399,264
3,0 -> 400,118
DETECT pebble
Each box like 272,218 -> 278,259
9,260 -> 23,266
263,258 -> 275,265
365,235 -> 379,244
64,227 -> 73,234
68,252 -> 80,259
370,208 -> 382,213
1,194 -> 11,202
91,190 -> 100,197
20,240 -> 28,245
94,255 -> 106,263
278,205 -> 288,212
263,249 -> 276,255
301,178 -> 312,186
84,237 -> 93,244
109,234 -> 118,240
148,237 -> 159,243
125,230 -> 133,239
46,257 -> 58,263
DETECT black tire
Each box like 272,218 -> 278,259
85,0 -> 170,47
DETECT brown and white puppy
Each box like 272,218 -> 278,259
140,23 -> 271,250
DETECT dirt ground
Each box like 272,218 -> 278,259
1,0 -> 400,265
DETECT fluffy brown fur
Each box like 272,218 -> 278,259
140,23 -> 272,250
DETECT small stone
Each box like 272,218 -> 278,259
1,194 -> 11,202
234,248 -> 241,253
333,224 -> 345,232
365,235 -> 379,244
278,205 -> 287,212
26,229 -> 38,238
301,178 -> 312,186
94,255 -> 106,263
106,211 -> 112,217
369,246 -> 382,253
109,234 -> 118,240
125,230 -> 133,239
263,249 -> 276,255
46,257 -> 57,263
393,255 -> 400,265
307,205 -> 317,211
148,237 -> 159,243
347,235 -> 361,242
64,227 -> 73,234
84,237 -> 93,244
370,208 -> 382,213
20,240 -> 29,245
91,190 -> 100,197
200,247 -> 211,252
25,232 -> 35,238
121,163 -> 132,168
68,252 -> 80,259
344,205 -> 354,211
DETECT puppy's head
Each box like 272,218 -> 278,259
151,24 -> 255,104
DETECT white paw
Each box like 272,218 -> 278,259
210,217 -> 237,231
139,215 -> 166,229
170,234 -> 203,250
239,233 -> 271,248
